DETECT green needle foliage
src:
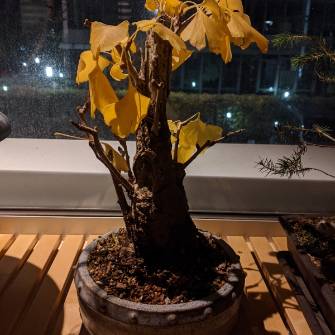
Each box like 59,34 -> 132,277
273,33 -> 335,83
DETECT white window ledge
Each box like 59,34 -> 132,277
0,139 -> 334,214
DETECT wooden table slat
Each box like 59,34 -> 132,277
0,218 -> 316,335
272,237 -> 289,252
11,235 -> 85,335
249,236 -> 313,335
228,236 -> 288,334
54,235 -> 99,335
0,234 -> 15,258
0,235 -> 61,335
0,234 -> 38,296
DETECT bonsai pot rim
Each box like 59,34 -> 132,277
75,230 -> 245,327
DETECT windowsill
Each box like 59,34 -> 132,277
1,138 -> 334,214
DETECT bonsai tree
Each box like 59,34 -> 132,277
72,0 -> 268,262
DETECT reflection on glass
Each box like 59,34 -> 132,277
0,0 -> 334,143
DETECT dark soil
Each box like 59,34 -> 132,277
282,216 -> 335,292
87,229 -> 234,305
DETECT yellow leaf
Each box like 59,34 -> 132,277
181,9 -> 231,63
218,35 -> 232,63
102,143 -> 129,172
109,48 -> 128,81
226,0 -> 244,13
145,0 -> 182,16
168,120 -> 179,143
152,23 -> 186,51
102,83 -> 151,138
88,66 -> 119,118
172,48 -> 193,71
76,50 -> 110,84
180,10 -> 207,50
145,0 -> 157,12
227,12 -> 268,53
134,19 -> 156,32
170,115 -> 223,164
90,21 -> 129,58
110,63 -> 128,81
201,0 -> 221,19
135,20 -> 186,51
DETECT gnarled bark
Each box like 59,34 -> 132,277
130,30 -> 197,261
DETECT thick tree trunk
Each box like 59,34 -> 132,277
131,31 -> 197,262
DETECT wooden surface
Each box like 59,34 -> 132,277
0,218 -> 314,335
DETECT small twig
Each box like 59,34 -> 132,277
72,121 -> 133,195
54,132 -> 87,140
308,168 -> 335,179
173,125 -> 182,161
83,19 -> 92,28
117,137 -> 135,183
304,141 -> 335,148
314,125 -> 335,143
183,129 -> 245,168
172,113 -> 199,161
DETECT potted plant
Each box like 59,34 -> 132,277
72,1 -> 268,334
257,34 -> 335,332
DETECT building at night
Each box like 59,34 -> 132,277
58,0 -> 335,96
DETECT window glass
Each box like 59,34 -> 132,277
0,0 -> 334,143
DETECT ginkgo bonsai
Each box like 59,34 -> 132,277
73,0 -> 268,265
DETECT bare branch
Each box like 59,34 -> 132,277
172,113 -> 199,161
72,121 -> 133,195
54,132 -> 87,140
314,125 -> 335,143
183,129 -> 245,168
117,137 -> 135,183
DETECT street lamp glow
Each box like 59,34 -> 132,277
22,62 -> 27,67
34,57 -> 40,64
59,72 -> 64,78
268,86 -> 274,92
226,112 -> 232,119
191,81 -> 196,88
283,91 -> 290,98
274,121 -> 279,127
45,66 -> 53,78
2,85 -> 8,92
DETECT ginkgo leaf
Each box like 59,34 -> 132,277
109,48 -> 128,81
169,115 -> 223,163
135,20 -> 186,51
102,83 -> 151,138
172,48 -> 193,71
222,0 -> 268,53
181,1 -> 268,57
201,0 -> 221,19
226,0 -> 244,13
134,19 -> 157,32
76,50 -> 110,84
102,142 -> 129,172
168,120 -> 179,143
145,0 -> 182,16
181,8 -> 231,63
218,35 -> 232,63
110,63 -> 128,81
90,21 -> 129,58
180,10 -> 207,50
153,22 -> 186,51
89,66 -> 119,118
227,12 -> 268,53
